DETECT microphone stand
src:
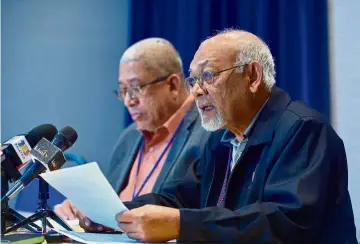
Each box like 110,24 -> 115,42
3,176 -> 72,235
1,169 -> 41,235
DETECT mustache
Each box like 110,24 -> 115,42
196,96 -> 215,107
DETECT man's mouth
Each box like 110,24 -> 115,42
199,104 -> 215,112
130,112 -> 142,120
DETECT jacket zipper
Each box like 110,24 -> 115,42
205,159 -> 216,206
223,146 -> 250,207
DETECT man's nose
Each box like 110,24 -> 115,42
124,92 -> 138,107
191,82 -> 207,98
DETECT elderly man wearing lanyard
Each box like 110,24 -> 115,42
54,38 -> 211,232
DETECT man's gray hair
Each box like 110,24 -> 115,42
214,29 -> 276,90
120,38 -> 184,78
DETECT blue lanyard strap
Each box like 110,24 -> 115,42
217,148 -> 233,207
132,119 -> 184,200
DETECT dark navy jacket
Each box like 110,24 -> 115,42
126,87 -> 357,243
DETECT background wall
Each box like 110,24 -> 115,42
1,0 -> 129,174
331,0 -> 360,238
1,0 -> 129,209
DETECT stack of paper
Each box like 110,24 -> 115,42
40,162 -> 128,230
53,229 -> 138,244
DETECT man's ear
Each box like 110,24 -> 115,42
248,61 -> 263,94
167,74 -> 182,97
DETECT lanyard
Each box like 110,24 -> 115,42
132,119 -> 184,200
217,148 -> 233,207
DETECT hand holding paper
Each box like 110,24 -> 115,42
41,162 -> 127,231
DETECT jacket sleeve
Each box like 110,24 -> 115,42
178,118 -> 349,243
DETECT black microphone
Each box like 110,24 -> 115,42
1,126 -> 78,202
1,124 -> 58,182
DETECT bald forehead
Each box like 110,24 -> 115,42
121,38 -> 183,79
215,30 -> 261,44
122,38 -> 178,63
189,31 -> 262,75
189,36 -> 238,74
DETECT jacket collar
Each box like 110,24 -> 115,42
210,86 -> 292,151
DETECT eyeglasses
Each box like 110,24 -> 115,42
184,65 -> 245,92
114,74 -> 171,101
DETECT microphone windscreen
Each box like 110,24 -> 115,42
52,126 -> 78,151
26,124 -> 58,147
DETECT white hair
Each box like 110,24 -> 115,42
235,41 -> 276,90
214,29 -> 276,90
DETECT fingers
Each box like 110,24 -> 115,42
63,201 -> 76,219
116,211 -> 135,236
74,208 -> 85,220
76,212 -> 113,233
72,205 -> 79,216
116,211 -> 144,240
54,200 -> 76,220
76,211 -> 98,232
76,211 -> 93,231
126,231 -> 143,241
55,201 -> 119,233
54,204 -> 67,219
115,205 -> 180,242
78,216 -> 103,232
116,210 -> 132,223
118,222 -> 143,241
117,222 -> 132,232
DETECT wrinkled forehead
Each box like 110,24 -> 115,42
189,39 -> 237,75
119,60 -> 141,74
118,60 -> 154,85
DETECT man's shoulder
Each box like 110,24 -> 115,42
121,122 -> 139,137
275,100 -> 339,143
108,123 -> 140,170
285,100 -> 323,121
113,123 -> 140,148
267,87 -> 329,135
280,100 -> 328,128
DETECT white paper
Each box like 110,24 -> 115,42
53,229 -> 138,244
41,162 -> 128,230
53,229 -> 176,244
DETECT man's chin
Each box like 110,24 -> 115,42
201,119 -> 225,132
136,123 -> 156,132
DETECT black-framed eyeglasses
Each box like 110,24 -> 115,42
184,65 -> 245,92
114,74 -> 171,101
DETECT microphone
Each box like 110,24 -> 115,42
1,126 -> 78,202
1,124 -> 58,182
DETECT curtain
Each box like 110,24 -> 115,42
124,0 -> 330,126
